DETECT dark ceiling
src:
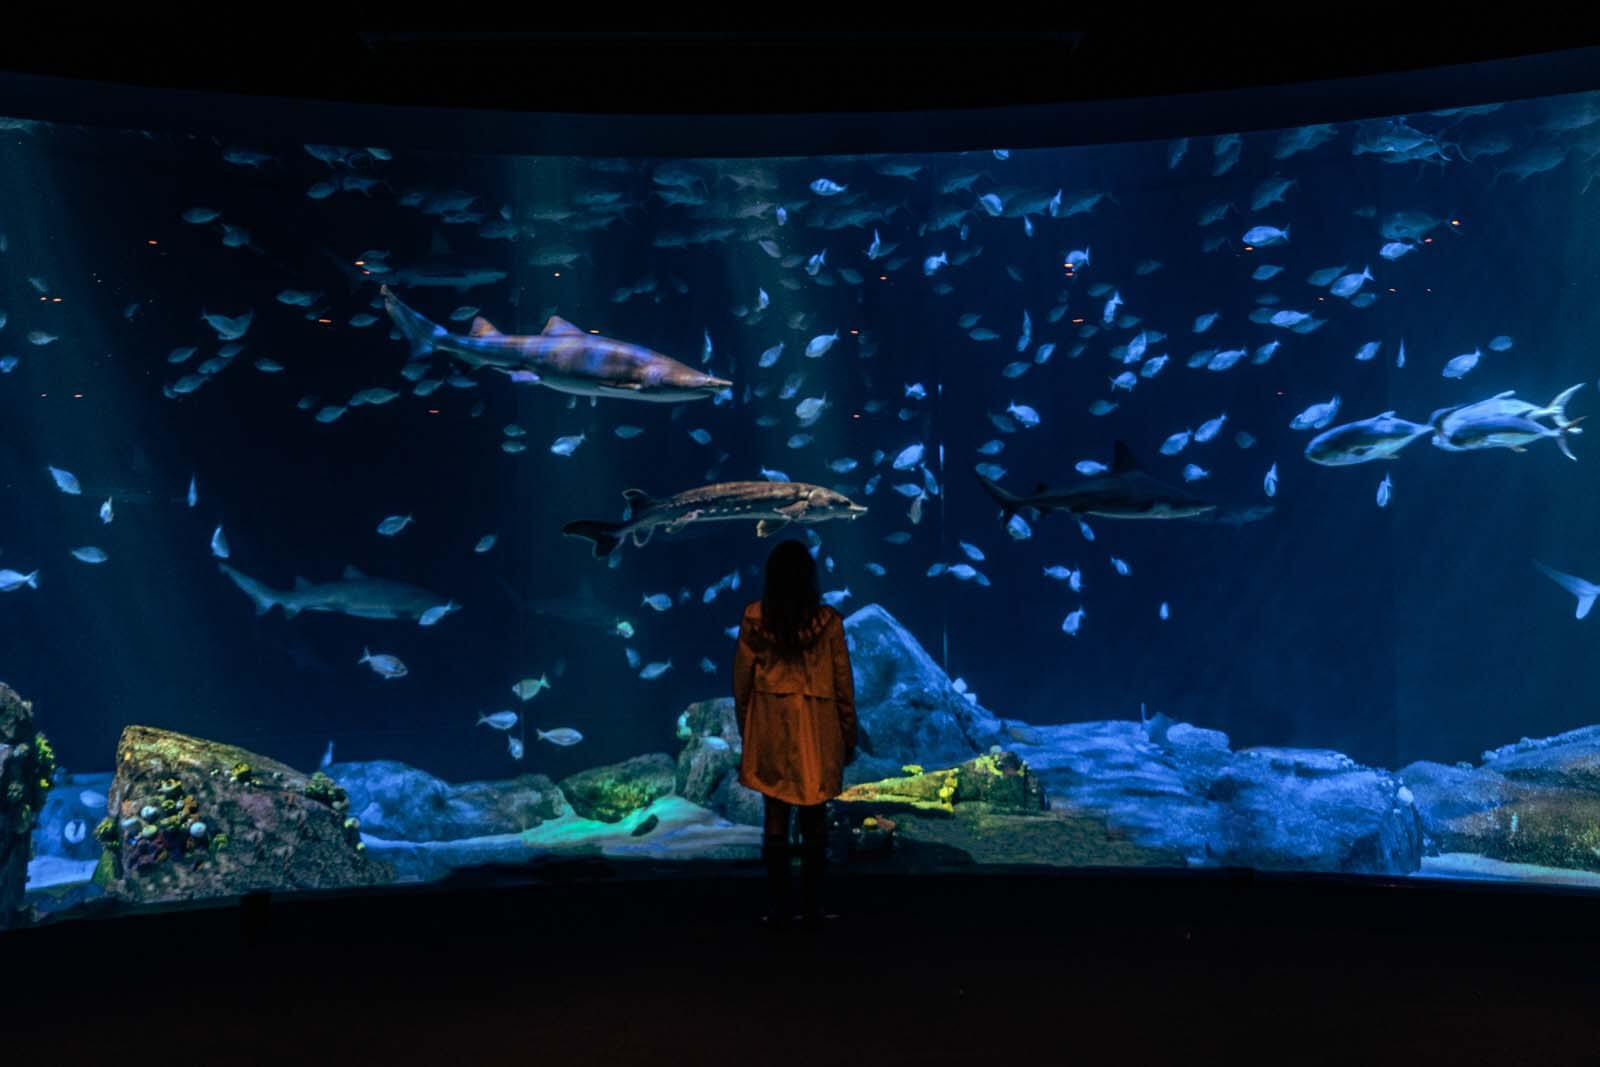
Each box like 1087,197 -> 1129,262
2,30 -> 1599,114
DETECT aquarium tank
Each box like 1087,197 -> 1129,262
5,80 -> 1600,932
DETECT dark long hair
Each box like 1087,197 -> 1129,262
760,540 -> 823,654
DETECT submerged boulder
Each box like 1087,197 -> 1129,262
842,605 -> 1004,773
1010,720 -> 1423,876
558,753 -> 676,823
99,726 -> 391,905
1402,732 -> 1600,873
329,761 -> 564,842
673,698 -> 763,826
0,683 -> 54,929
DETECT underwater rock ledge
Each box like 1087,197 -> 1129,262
1,682 -> 54,929
97,725 -> 392,906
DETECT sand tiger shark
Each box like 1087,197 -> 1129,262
564,481 -> 868,559
974,441 -> 1217,522
381,286 -> 731,402
219,563 -> 449,621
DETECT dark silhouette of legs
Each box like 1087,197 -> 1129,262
761,796 -> 792,927
796,802 -> 829,924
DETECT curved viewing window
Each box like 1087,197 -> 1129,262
5,71 -> 1600,934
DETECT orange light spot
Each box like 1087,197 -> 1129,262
1388,287 -> 1397,293
553,272 -> 560,277
851,413 -> 861,419
317,318 -> 332,324
1071,318 -> 1085,325
588,329 -> 599,334
1423,237 -> 1433,244
1451,219 -> 1460,226
52,297 -> 61,303
72,393 -> 83,399
849,329 -> 859,335
147,239 -> 158,245
354,260 -> 365,266
1243,245 -> 1254,252
878,275 -> 887,281
427,408 -> 440,414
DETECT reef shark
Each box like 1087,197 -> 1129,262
382,286 -> 731,402
218,563 -> 449,621
564,481 -> 868,559
974,441 -> 1217,522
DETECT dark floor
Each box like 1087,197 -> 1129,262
9,861 -> 1600,1064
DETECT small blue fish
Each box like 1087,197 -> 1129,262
1442,349 -> 1481,379
810,178 -> 847,196
822,588 -> 852,607
1006,402 -> 1040,428
48,466 -> 81,495
1061,608 -> 1086,636
1110,556 -> 1131,576
1182,464 -> 1210,483
1264,463 -> 1279,498
639,660 -> 673,680
71,546 -> 108,564
688,428 -> 713,446
615,425 -> 645,439
210,524 -> 230,559
359,647 -> 407,679
1377,474 -> 1393,509
642,593 -> 673,612
1075,460 -> 1108,476
550,433 -> 586,456
959,542 -> 985,562
1488,335 -> 1514,352
1159,602 -> 1170,620
99,498 -> 114,524
419,601 -> 459,627
377,514 -> 414,536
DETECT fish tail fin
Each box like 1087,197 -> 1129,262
217,563 -> 280,616
359,647 -> 371,664
1558,416 -> 1586,461
562,520 -> 625,559
1534,560 -> 1598,619
972,466 -> 1021,523
25,571 -> 37,589
1543,383 -> 1585,428
380,284 -> 439,359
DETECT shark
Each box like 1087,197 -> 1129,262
563,481 -> 868,559
382,286 -> 731,402
974,441 -> 1217,523
218,563 -> 450,621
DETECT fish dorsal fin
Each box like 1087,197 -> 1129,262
342,564 -> 367,580
1378,410 -> 1396,418
429,230 -> 451,256
541,315 -> 584,336
468,316 -> 502,339
293,576 -> 312,591
1111,440 -> 1140,475
621,488 -> 657,518
1491,390 -> 1516,399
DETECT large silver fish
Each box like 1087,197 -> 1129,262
382,286 -> 730,402
219,563 -> 450,621
1431,384 -> 1585,460
1303,411 -> 1432,466
563,482 -> 868,559
973,441 -> 1216,522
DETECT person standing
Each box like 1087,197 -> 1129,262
732,540 -> 857,929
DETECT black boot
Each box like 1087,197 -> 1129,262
797,842 -> 831,928
760,834 -> 792,929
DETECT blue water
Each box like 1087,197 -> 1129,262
2,95 -> 1598,849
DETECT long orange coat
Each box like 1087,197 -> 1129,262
732,602 -> 857,806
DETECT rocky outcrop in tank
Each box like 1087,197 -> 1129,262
1011,719 -> 1424,876
673,698 -> 764,826
97,726 -> 391,905
328,761 -> 565,841
557,753 -> 677,823
1,683 -> 55,929
842,605 -> 1004,776
1402,726 -> 1600,873
832,750 -> 1183,869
